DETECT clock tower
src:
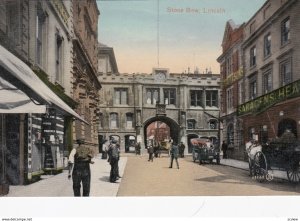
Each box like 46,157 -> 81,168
153,68 -> 169,82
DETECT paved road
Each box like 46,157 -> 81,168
117,154 -> 300,196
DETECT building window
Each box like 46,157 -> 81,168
163,88 -> 176,105
55,32 -> 63,84
226,56 -> 232,76
249,76 -> 257,100
238,81 -> 243,105
36,5 -> 46,66
6,1 -> 20,45
206,90 -> 218,107
263,70 -> 272,94
190,90 -> 203,107
187,119 -> 196,129
114,88 -> 128,105
226,87 -> 233,112
126,113 -> 133,129
99,113 -> 103,129
280,59 -> 292,86
250,46 -> 256,67
264,33 -> 271,57
209,119 -> 218,129
110,113 -> 118,129
281,17 -> 290,45
146,88 -> 159,104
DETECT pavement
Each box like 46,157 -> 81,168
220,157 -> 289,181
6,154 -> 127,197
5,153 -> 289,197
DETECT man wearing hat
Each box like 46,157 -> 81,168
107,139 -> 120,183
68,138 -> 94,196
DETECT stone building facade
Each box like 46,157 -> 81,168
0,0 -> 101,195
72,0 -> 101,152
97,53 -> 221,154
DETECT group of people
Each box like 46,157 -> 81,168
67,137 -> 228,196
146,139 -> 185,169
67,138 -> 122,197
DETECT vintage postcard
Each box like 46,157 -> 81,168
0,0 -> 299,220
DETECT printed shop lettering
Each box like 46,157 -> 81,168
238,79 -> 300,115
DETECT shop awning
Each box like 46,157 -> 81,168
0,76 -> 46,113
0,45 -> 88,124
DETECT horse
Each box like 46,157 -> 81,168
245,140 -> 263,177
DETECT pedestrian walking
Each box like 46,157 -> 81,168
148,145 -> 154,162
68,138 -> 94,197
221,140 -> 228,159
107,139 -> 120,183
169,142 -> 179,169
179,142 -> 185,158
135,142 -> 141,155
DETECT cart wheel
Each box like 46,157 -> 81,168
253,151 -> 267,182
287,160 -> 300,183
199,159 -> 202,165
209,159 -> 213,164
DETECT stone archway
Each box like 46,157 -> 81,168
143,116 -> 180,148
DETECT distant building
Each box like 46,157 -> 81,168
97,46 -> 220,154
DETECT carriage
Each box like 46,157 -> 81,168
191,138 -> 220,164
246,137 -> 300,183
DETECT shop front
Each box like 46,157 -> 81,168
0,45 -> 87,195
238,80 -> 300,144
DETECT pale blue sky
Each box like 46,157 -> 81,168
97,0 -> 266,74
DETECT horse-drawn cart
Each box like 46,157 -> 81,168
246,139 -> 300,183
191,138 -> 220,164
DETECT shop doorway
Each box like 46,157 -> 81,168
125,135 -> 136,153
278,119 -> 297,138
6,115 -> 20,185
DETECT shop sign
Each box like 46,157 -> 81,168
222,68 -> 243,87
237,79 -> 300,116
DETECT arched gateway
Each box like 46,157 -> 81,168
143,116 -> 180,148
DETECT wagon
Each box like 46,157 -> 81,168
191,138 -> 220,165
247,140 -> 300,183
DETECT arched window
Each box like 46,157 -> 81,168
278,118 -> 297,138
110,113 -> 119,129
209,119 -> 218,129
99,113 -> 103,128
187,119 -> 196,129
